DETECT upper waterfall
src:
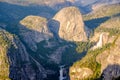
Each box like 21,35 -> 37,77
91,33 -> 104,50
96,33 -> 103,48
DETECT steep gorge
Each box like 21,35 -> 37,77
5,6 -> 87,80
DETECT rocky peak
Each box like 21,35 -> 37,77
20,15 -> 52,36
53,6 -> 88,41
19,15 -> 53,51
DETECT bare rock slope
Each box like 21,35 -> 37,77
19,15 -> 53,51
53,6 -> 88,41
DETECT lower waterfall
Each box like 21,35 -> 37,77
59,65 -> 66,80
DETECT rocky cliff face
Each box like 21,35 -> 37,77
96,36 -> 120,80
53,6 -> 88,41
91,16 -> 120,80
70,35 -> 120,80
0,28 -> 46,80
0,28 -> 11,80
70,67 -> 93,80
47,19 -> 60,39
19,15 -> 53,51
69,4 -> 120,80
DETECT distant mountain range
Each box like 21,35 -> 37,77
0,0 -> 120,13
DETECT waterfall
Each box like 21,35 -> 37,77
92,33 -> 104,50
96,33 -> 103,48
59,65 -> 66,80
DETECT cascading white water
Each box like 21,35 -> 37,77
96,33 -> 103,48
92,33 -> 104,50
59,65 -> 66,80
